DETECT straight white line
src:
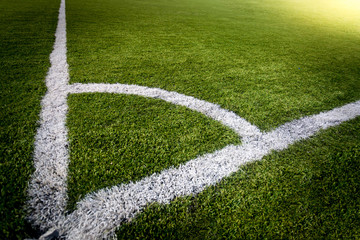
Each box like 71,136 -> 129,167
27,0 -> 69,231
262,100 -> 360,152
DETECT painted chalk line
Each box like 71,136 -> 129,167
26,0 -> 360,239
69,83 -> 262,140
27,0 -> 69,232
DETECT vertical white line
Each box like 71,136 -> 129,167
27,0 -> 69,230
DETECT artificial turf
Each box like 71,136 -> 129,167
1,0 -> 359,238
64,0 -> 360,237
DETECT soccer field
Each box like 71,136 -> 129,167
1,0 -> 360,239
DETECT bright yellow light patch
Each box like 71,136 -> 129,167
277,0 -> 360,31
341,0 -> 360,11
326,0 -> 360,18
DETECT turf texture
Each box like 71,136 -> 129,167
1,0 -> 360,238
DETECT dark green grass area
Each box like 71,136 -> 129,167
66,93 -> 240,210
66,0 -> 360,131
116,117 -> 360,239
0,0 -> 60,238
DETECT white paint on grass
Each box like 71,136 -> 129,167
26,0 -> 259,235
27,0 -> 360,239
69,83 -> 262,139
27,0 -> 69,231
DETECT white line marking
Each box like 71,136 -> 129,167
69,83 -> 262,139
26,0 -> 259,235
27,0 -> 360,239
27,0 -> 69,231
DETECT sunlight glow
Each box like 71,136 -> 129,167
323,0 -> 360,27
341,0 -> 360,10
280,0 -> 360,31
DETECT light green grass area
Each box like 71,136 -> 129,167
66,0 -> 360,130
0,0 -> 60,238
116,118 -> 360,239
66,93 -> 240,210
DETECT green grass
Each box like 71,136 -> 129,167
1,0 -> 360,238
66,93 -> 240,210
116,117 -> 360,239
64,0 -> 360,237
0,0 -> 60,238
66,0 -> 360,130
